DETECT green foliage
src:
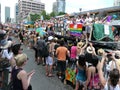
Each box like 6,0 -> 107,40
58,12 -> 66,16
50,12 -> 56,17
30,14 -> 40,22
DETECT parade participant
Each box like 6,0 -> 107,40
12,53 -> 35,90
98,53 -> 120,90
84,12 -> 93,40
56,40 -> 70,82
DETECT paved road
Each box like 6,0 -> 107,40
14,37 -> 74,90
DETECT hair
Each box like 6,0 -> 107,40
73,41 -> 77,46
78,55 -> 86,67
15,53 -> 27,67
109,69 -> 120,87
12,44 -> 21,55
59,40 -> 64,46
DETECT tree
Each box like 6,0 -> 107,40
30,14 -> 40,22
58,12 -> 66,16
46,14 -> 51,20
41,10 -> 47,20
50,12 -> 56,17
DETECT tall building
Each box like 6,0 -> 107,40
57,0 -> 65,13
5,7 -> 11,23
18,0 -> 45,21
0,3 -> 1,22
53,0 -> 66,14
114,0 -> 120,6
15,3 -> 19,22
53,2 -> 57,14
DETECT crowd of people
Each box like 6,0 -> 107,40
0,11 -> 120,90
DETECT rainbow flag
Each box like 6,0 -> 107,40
69,24 -> 82,36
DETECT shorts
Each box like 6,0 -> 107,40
76,79 -> 85,85
45,56 -> 53,65
85,26 -> 91,34
57,60 -> 66,73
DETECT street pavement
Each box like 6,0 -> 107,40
13,37 -> 74,90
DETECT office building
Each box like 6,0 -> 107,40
53,0 -> 66,14
114,0 -> 120,6
15,3 -> 19,22
53,2 -> 57,14
0,3 -> 1,22
5,7 -> 10,23
18,0 -> 45,20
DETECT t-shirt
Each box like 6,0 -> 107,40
70,46 -> 77,59
56,46 -> 68,61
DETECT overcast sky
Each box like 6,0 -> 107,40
0,0 -> 114,22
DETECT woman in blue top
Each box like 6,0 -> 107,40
75,55 -> 86,90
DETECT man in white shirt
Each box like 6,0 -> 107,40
84,12 -> 93,40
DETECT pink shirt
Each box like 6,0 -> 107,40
70,46 -> 77,59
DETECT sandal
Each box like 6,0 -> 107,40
48,74 -> 54,77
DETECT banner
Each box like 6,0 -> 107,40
69,24 -> 82,36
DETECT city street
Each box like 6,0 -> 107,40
14,38 -> 73,90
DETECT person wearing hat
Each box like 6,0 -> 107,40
0,40 -> 14,90
11,53 -> 35,90
76,34 -> 88,59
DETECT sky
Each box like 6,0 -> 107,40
0,0 -> 114,22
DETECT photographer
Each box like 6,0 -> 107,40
98,52 -> 120,90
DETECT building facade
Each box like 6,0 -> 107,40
0,3 -> 1,22
53,0 -> 66,14
53,2 -> 57,14
57,0 -> 65,13
114,0 -> 120,6
15,3 -> 19,22
5,7 -> 10,23
18,0 -> 45,21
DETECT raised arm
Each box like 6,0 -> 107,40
97,53 -> 106,87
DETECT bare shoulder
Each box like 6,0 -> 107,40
17,70 -> 27,79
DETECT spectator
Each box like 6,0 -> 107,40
56,40 -> 70,83
98,53 -> 120,90
12,53 -> 35,90
75,55 -> 86,90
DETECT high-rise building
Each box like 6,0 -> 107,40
15,3 -> 19,22
53,2 -> 57,14
5,7 -> 11,23
18,0 -> 45,20
53,0 -> 66,14
114,0 -> 120,6
57,0 -> 65,13
0,3 -> 1,22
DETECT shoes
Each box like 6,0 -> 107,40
42,63 -> 45,66
37,62 -> 40,65
48,74 -> 54,77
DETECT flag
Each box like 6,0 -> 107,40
69,24 -> 82,36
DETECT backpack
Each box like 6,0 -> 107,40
42,44 -> 49,57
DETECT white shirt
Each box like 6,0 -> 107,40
1,49 -> 13,60
104,81 -> 120,90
